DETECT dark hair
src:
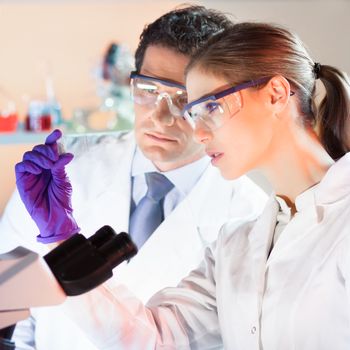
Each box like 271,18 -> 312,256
187,22 -> 350,160
134,5 -> 233,72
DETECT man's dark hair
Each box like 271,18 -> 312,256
134,5 -> 232,72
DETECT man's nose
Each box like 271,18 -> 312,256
150,94 -> 175,126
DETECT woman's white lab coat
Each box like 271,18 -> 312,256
63,153 -> 350,349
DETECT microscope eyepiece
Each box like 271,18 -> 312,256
44,226 -> 137,296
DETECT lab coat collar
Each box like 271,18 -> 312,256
273,152 -> 350,223
309,152 -> 350,222
264,152 -> 350,266
315,152 -> 350,205
294,184 -> 318,213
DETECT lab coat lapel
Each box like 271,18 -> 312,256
186,165 -> 232,243
72,132 -> 135,236
138,165 -> 233,263
115,166 -> 226,301
248,196 -> 279,293
113,194 -> 200,302
131,165 -> 228,262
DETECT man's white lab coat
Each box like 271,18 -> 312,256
0,131 -> 267,350
61,153 -> 350,350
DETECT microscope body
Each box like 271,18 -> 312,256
0,247 -> 65,329
0,226 -> 137,348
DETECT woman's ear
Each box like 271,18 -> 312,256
266,75 -> 291,113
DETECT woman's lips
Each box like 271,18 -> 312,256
145,132 -> 177,142
207,151 -> 224,165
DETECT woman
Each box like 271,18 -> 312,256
180,22 -> 350,349
15,22 -> 350,349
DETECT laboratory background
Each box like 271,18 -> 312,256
0,0 -> 349,214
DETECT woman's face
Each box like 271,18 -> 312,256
186,68 -> 279,180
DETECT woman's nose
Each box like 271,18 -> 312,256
193,120 -> 212,144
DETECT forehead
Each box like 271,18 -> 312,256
186,67 -> 229,102
140,45 -> 190,85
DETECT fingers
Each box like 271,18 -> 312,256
45,129 -> 62,157
17,147 -> 73,175
45,129 -> 62,145
15,160 -> 43,175
53,153 -> 74,170
32,144 -> 59,162
51,153 -> 74,179
16,130 -> 72,179
23,150 -> 55,170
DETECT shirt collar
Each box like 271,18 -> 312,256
131,147 -> 157,176
131,147 -> 210,196
275,196 -> 292,224
275,182 -> 318,226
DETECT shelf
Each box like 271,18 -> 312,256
0,131 -> 50,145
0,129 -> 130,146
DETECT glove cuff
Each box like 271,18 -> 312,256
37,226 -> 81,244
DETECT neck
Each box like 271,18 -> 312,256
259,123 -> 334,204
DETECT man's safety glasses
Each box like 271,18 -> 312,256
183,77 -> 272,130
130,72 -> 187,117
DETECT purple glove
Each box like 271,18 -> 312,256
15,129 -> 80,244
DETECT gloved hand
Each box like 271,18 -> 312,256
15,129 -> 80,243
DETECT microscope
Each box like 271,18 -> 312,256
0,226 -> 137,349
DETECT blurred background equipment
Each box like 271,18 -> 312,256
70,42 -> 134,133
0,88 -> 18,133
24,100 -> 53,132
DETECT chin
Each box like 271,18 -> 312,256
142,146 -> 178,162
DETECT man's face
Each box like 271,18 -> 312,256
133,45 -> 205,172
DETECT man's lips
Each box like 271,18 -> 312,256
145,132 -> 177,142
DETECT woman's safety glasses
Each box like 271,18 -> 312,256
183,77 -> 271,130
130,72 -> 187,117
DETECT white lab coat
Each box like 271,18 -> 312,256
0,131 -> 267,350
60,153 -> 350,350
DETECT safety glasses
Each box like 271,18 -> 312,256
130,72 -> 187,117
183,77 -> 271,130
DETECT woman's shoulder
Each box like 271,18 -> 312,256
218,195 -> 277,247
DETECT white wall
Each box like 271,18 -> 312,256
202,0 -> 350,75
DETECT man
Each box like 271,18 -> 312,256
0,5 -> 267,349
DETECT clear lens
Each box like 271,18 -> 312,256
131,77 -> 187,117
131,79 -> 158,106
186,93 -> 242,130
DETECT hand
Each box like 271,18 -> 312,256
15,129 -> 80,243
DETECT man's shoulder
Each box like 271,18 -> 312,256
65,130 -> 135,180
64,130 -> 134,156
